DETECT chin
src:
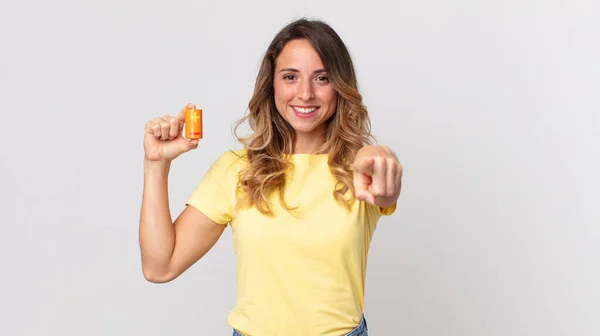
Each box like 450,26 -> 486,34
288,123 -> 316,134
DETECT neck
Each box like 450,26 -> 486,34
292,131 -> 326,154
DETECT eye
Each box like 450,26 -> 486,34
283,74 -> 296,80
316,75 -> 329,82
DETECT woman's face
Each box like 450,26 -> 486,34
273,39 -> 338,139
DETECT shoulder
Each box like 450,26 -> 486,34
213,148 -> 248,167
205,148 -> 248,178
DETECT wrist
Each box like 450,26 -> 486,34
144,158 -> 171,173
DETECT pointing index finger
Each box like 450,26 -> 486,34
354,156 -> 375,176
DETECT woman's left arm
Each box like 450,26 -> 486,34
352,145 -> 403,209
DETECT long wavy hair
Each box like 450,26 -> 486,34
233,18 -> 376,215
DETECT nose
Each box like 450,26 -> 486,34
298,79 -> 315,101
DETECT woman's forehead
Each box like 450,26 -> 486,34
276,40 -> 325,70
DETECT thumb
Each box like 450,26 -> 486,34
355,188 -> 375,205
353,170 -> 375,205
178,138 -> 199,153
185,139 -> 199,151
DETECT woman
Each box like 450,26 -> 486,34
139,18 -> 403,336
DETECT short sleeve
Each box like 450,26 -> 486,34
378,202 -> 397,216
364,201 -> 397,236
185,150 -> 244,225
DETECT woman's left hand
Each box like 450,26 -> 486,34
352,145 -> 403,209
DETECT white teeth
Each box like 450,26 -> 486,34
293,107 -> 317,114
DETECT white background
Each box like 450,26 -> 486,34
1,0 -> 598,335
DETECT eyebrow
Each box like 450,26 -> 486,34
278,68 -> 327,74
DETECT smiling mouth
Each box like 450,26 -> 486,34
292,106 -> 319,114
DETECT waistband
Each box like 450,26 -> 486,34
232,315 -> 368,336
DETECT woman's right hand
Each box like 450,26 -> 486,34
144,103 -> 200,162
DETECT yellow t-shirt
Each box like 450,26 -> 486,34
186,149 -> 395,336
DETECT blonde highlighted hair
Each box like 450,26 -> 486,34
233,18 -> 376,215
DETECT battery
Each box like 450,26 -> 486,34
185,108 -> 203,139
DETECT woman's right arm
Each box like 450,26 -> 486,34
139,160 -> 226,283
138,103 -> 225,283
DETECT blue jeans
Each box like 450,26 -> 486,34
232,315 -> 368,336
